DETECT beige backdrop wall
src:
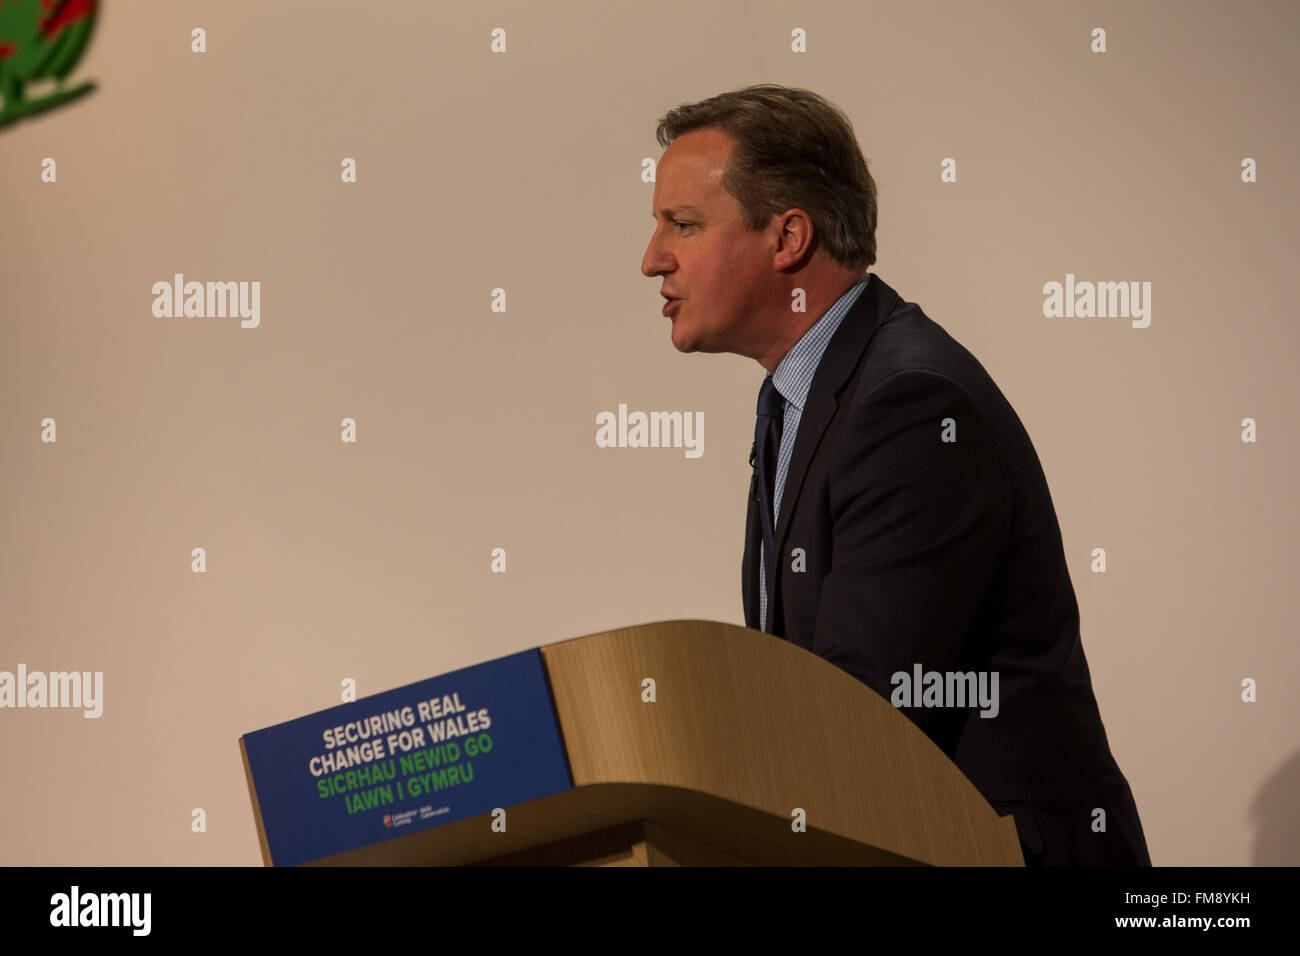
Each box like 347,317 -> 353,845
2,0 -> 1297,866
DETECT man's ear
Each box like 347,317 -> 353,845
773,209 -> 815,269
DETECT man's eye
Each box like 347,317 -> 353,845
673,221 -> 694,233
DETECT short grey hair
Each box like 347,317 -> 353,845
655,84 -> 878,270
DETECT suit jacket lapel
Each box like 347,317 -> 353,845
742,463 -> 761,629
759,273 -> 900,633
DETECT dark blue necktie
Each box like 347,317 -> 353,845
753,374 -> 783,633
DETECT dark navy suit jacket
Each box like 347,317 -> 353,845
742,272 -> 1151,866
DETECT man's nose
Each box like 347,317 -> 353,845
642,239 -> 669,278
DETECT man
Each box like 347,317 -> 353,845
641,84 -> 1151,866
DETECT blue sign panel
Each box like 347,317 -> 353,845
241,648 -> 572,866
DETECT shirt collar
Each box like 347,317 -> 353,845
771,272 -> 872,412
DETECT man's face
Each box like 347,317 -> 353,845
642,128 -> 775,358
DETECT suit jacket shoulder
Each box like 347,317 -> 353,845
742,272 -> 1151,866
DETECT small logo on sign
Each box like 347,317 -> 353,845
0,0 -> 99,131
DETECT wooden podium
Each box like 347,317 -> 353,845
287,620 -> 1023,867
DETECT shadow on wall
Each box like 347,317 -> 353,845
1251,747 -> 1300,865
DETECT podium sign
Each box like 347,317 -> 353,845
240,648 -> 572,866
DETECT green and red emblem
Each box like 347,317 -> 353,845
0,0 -> 98,130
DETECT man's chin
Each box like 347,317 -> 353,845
669,321 -> 699,353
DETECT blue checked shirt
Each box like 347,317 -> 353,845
760,271 -> 872,633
